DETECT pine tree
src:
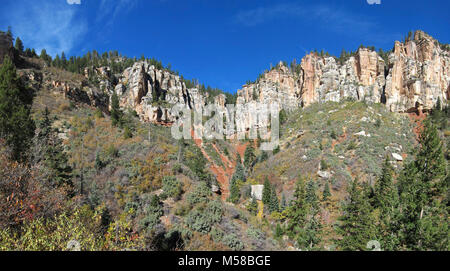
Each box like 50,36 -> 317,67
262,177 -> 272,206
228,158 -> 245,203
268,187 -> 279,213
336,179 -> 377,251
0,56 -> 35,162
247,196 -> 258,216
275,223 -> 283,238
397,119 -> 448,250
306,179 -> 319,209
244,144 -> 256,168
374,157 -> 400,250
61,51 -> 67,68
14,37 -> 24,53
228,178 -> 240,204
322,181 -> 331,201
300,179 -> 322,250
281,193 -> 287,210
35,107 -> 72,188
286,178 -> 308,239
6,26 -> 13,39
110,91 -> 122,127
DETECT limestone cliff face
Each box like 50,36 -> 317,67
110,61 -> 217,123
238,30 -> 449,113
385,31 -> 449,112
32,30 -> 448,128
237,63 -> 302,109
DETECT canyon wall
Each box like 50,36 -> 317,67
237,30 -> 449,113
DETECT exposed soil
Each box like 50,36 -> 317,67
408,111 -> 427,141
191,129 -> 249,200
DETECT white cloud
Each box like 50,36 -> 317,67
234,3 -> 376,33
97,0 -> 139,26
5,1 -> 87,56
67,0 -> 81,4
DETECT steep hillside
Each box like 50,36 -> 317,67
0,29 -> 448,251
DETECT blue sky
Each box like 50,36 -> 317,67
1,0 -> 449,93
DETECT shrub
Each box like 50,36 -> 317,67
123,126 -> 133,139
186,182 -> 211,206
320,159 -> 329,171
172,163 -> 183,174
246,227 -> 264,241
184,200 -> 223,234
222,233 -> 244,251
210,227 -> 224,242
160,176 -> 183,200
347,140 -> 357,150
273,146 -> 280,155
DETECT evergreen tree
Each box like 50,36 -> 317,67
322,181 -> 331,202
374,157 -> 400,250
397,120 -> 448,250
61,51 -> 67,68
0,56 -> 35,162
228,178 -> 240,204
280,193 -> 287,210
301,179 -> 322,250
228,158 -> 245,203
244,144 -> 256,168
336,179 -> 377,251
6,26 -> 13,39
286,178 -> 308,239
247,196 -> 258,216
14,37 -> 24,53
110,91 -> 122,127
274,223 -> 283,238
306,179 -> 319,209
268,186 -> 279,213
35,107 -> 72,188
262,177 -> 272,206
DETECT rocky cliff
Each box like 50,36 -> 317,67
18,30 -> 448,128
238,30 -> 449,113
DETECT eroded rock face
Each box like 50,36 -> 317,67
32,30 -> 448,130
237,30 -> 449,113
385,31 -> 449,112
237,62 -> 302,110
113,62 -> 199,123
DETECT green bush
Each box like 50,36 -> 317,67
172,163 -> 182,174
210,227 -> 224,242
161,176 -> 183,200
246,227 -> 264,241
184,200 -> 223,234
222,233 -> 244,251
186,182 -> 212,206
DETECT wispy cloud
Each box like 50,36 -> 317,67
4,1 -> 87,56
234,3 -> 376,34
97,0 -> 139,26
67,0 -> 81,5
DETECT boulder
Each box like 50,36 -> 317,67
392,153 -> 403,161
318,171 -> 331,179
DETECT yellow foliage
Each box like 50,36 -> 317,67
257,201 -> 264,220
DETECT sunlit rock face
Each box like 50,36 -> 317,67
385,31 -> 450,112
55,30 -> 448,129
237,30 -> 449,113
